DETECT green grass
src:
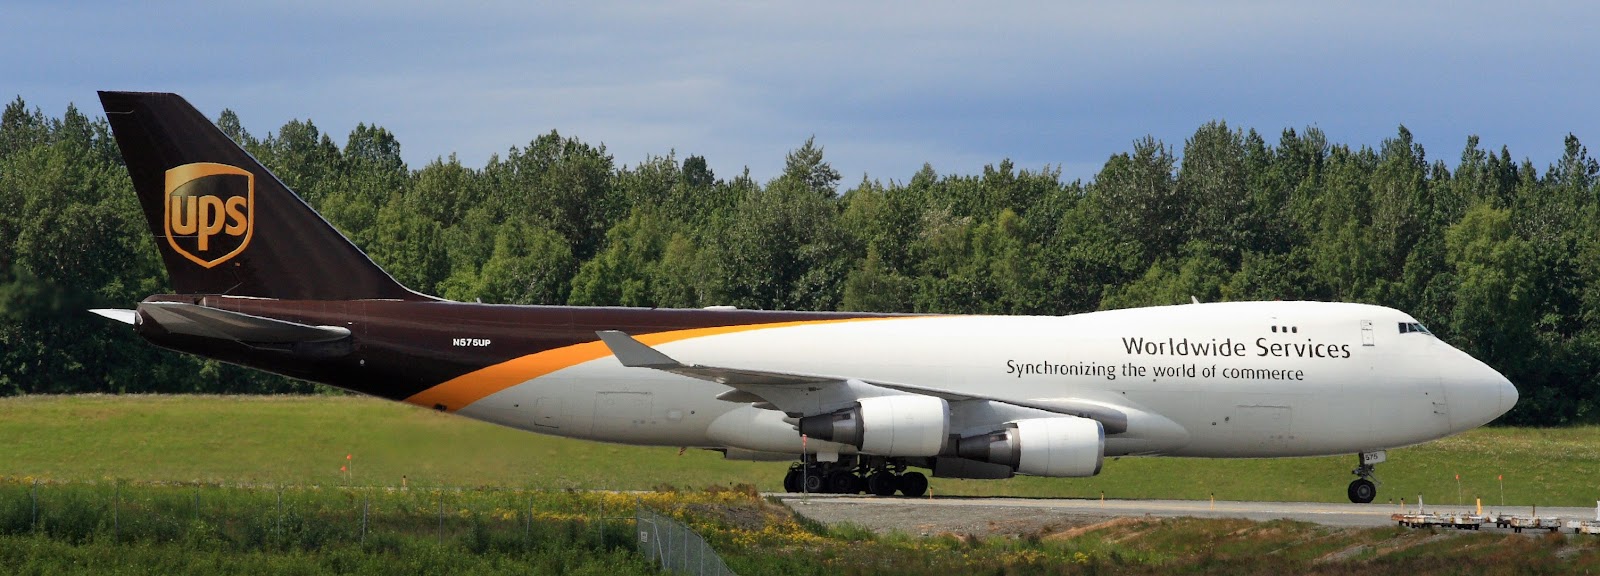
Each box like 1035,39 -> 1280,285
0,478 -> 662,575
2,395 -> 1595,507
3,476 -> 1600,575
0,536 -> 649,576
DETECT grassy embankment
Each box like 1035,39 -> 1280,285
4,479 -> 1600,575
1,394 -> 1592,507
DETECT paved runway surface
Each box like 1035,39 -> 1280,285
778,493 -> 1599,536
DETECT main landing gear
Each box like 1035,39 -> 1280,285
1348,450 -> 1385,504
783,457 -> 928,497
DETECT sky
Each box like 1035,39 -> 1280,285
5,1 -> 1596,186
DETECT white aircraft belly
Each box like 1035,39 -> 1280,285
457,367 -> 744,446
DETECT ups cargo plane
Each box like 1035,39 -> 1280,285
91,92 -> 1517,503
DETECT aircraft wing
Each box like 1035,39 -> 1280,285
595,330 -> 1127,434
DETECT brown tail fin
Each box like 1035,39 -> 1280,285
99,91 -> 424,301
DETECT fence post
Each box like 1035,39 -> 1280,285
361,492 -> 368,544
113,481 -> 120,543
437,492 -> 444,544
276,487 -> 283,541
524,496 -> 531,547
194,486 -> 200,523
30,479 -> 37,532
597,499 -> 604,549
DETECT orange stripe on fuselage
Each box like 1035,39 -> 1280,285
403,317 -> 893,412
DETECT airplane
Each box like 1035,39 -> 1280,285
89,91 -> 1518,503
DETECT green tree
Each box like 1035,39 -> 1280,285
782,136 -> 841,197
487,131 -> 617,261
1092,137 -> 1181,261
706,141 -> 848,310
568,208 -> 678,307
1444,203 -> 1537,416
455,220 -> 575,305
255,118 -> 341,205
368,202 -> 448,295
1176,121 -> 1251,265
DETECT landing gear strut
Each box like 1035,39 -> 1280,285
783,458 -> 928,497
1348,451 -> 1385,504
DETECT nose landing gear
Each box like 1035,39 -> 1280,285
1348,450 -> 1385,504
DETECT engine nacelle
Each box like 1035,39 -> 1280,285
797,395 -> 949,457
955,417 -> 1104,477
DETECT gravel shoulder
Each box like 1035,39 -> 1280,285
778,493 -> 1599,538
782,497 -> 1119,537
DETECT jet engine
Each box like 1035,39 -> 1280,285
797,395 -> 949,456
956,416 -> 1104,477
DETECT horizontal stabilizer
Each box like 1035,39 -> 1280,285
90,308 -> 138,325
139,302 -> 351,343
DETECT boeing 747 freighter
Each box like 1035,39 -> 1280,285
91,92 -> 1516,503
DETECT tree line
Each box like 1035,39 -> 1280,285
1,96 -> 1596,425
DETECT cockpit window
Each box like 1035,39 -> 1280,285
1398,322 -> 1432,335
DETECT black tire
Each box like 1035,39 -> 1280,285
803,470 -> 826,493
1348,479 -> 1376,503
827,471 -> 860,494
866,472 -> 898,496
899,472 -> 929,497
783,469 -> 802,493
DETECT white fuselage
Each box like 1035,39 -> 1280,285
455,301 -> 1516,460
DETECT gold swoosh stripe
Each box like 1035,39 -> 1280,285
403,317 -> 893,412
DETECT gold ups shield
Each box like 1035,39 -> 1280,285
163,162 -> 254,268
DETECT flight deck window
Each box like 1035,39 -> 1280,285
1398,322 -> 1433,335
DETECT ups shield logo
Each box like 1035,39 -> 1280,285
164,162 -> 254,268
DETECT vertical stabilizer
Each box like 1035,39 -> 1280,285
98,91 -> 423,301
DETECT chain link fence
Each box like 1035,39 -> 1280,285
636,505 -> 735,576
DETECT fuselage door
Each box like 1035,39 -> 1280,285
1360,320 -> 1375,347
533,397 -> 562,429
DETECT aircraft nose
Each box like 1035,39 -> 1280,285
1498,372 -> 1519,416
1441,353 -> 1516,431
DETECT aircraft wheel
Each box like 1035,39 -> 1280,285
804,471 -> 827,493
1348,478 -> 1376,503
783,469 -> 802,493
827,471 -> 860,494
899,472 -> 929,497
866,472 -> 898,496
